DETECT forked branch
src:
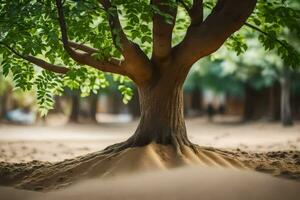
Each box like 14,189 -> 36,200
97,0 -> 153,84
98,0 -> 135,55
174,0 -> 257,67
178,0 -> 203,26
152,0 -> 177,62
55,0 -> 128,76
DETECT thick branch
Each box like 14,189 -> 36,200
174,0 -> 257,67
190,0 -> 203,25
179,0 -> 203,26
98,0 -> 153,84
0,42 -> 69,74
67,41 -> 126,67
55,0 -> 128,77
98,0 -> 134,55
152,0 -> 177,61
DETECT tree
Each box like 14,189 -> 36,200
0,0 -> 257,150
0,75 -> 9,120
212,26 -> 299,124
68,90 -> 80,123
89,92 -> 98,122
1,0 -> 300,187
0,71 -> 13,121
280,67 -> 293,126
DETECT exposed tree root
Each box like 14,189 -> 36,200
0,142 -> 300,192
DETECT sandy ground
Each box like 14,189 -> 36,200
1,167 -> 300,200
0,117 -> 300,200
0,117 -> 300,163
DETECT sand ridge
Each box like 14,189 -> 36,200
0,143 -> 250,191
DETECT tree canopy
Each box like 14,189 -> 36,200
0,0 -> 299,115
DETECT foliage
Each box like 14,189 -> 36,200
35,70 -> 63,115
185,59 -> 244,97
0,0 -> 299,114
229,0 -> 300,68
113,74 -> 133,104
214,38 -> 281,89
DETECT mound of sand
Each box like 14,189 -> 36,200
0,143 -> 247,191
1,143 -> 300,192
0,166 -> 300,200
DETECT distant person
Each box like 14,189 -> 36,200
207,104 -> 215,121
218,104 -> 226,115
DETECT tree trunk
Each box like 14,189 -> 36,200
268,82 -> 280,121
291,92 -> 300,120
128,88 -> 140,118
280,69 -> 293,126
243,85 -> 255,121
0,93 -> 8,120
89,93 -> 98,122
191,88 -> 202,113
0,96 -> 4,120
111,92 -> 121,114
124,75 -> 190,152
50,96 -> 63,114
69,92 -> 80,123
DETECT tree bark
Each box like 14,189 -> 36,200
125,72 -> 190,151
280,69 -> 293,126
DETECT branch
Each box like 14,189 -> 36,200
178,0 -> 203,26
0,42 -> 69,74
55,0 -> 128,77
190,0 -> 203,25
98,0 -> 132,53
245,22 -> 288,49
67,41 -> 125,66
152,0 -> 177,61
173,0 -> 257,67
99,0 -> 151,63
178,0 -> 189,12
98,0 -> 153,84
67,41 -> 98,54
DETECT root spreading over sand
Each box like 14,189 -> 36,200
0,143 -> 300,192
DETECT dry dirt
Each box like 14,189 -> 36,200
1,167 -> 300,200
0,117 -> 300,199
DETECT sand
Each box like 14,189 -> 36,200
0,143 -> 248,190
1,118 -> 300,163
0,118 -> 300,199
0,118 -> 299,181
0,167 -> 300,200
0,142 -> 299,192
